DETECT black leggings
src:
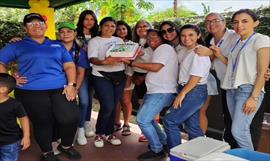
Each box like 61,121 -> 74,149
15,88 -> 80,152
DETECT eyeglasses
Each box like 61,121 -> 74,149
204,19 -> 223,26
161,27 -> 175,35
26,21 -> 45,28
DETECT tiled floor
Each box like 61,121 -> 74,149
19,112 -> 167,161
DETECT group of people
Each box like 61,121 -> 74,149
0,8 -> 269,161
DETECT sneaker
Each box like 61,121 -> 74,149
84,122 -> 95,137
53,148 -> 61,156
77,128 -> 87,145
122,125 -> 131,136
114,123 -> 122,132
41,152 -> 60,161
137,150 -> 166,161
138,134 -> 148,142
57,145 -> 81,160
106,134 -> 121,146
94,135 -> 104,148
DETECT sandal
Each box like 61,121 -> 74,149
114,123 -> 122,132
122,125 -> 131,136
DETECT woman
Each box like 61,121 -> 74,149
222,9 -> 270,150
0,13 -> 81,161
75,10 -> 99,142
114,20 -> 133,136
132,20 -> 153,142
133,29 -> 178,161
88,17 -> 126,148
160,21 -> 217,134
159,21 -> 181,52
163,24 -> 211,149
58,22 -> 90,146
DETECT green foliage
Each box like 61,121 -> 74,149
0,21 -> 26,48
146,6 -> 197,22
0,7 -> 28,22
55,0 -> 154,24
201,3 -> 210,15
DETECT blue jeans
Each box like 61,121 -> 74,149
93,75 -> 125,135
0,140 -> 21,161
136,93 -> 176,153
226,84 -> 264,150
78,71 -> 93,127
163,85 -> 207,149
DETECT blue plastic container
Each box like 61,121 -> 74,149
225,148 -> 270,161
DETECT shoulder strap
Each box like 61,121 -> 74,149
74,42 -> 80,65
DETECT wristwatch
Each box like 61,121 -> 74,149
68,83 -> 77,88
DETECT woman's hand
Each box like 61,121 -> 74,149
173,92 -> 186,109
13,73 -> 28,86
194,46 -> 213,56
9,37 -> 22,43
62,85 -> 77,101
103,56 -> 121,65
243,97 -> 258,115
265,68 -> 270,81
210,45 -> 222,57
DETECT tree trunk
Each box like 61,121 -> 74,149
174,0 -> 178,18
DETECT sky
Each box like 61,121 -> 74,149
147,0 -> 270,15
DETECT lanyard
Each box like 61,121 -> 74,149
231,32 -> 256,74
217,39 -> 224,47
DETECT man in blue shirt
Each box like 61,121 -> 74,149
0,13 -> 81,161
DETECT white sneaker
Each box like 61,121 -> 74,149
106,134 -> 121,146
77,128 -> 87,145
84,122 -> 95,137
94,135 -> 104,148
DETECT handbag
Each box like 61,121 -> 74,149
99,71 -> 126,85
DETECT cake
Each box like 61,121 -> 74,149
106,42 -> 140,60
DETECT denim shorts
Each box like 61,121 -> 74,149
0,140 -> 21,161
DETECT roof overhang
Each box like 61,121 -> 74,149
0,0 -> 88,9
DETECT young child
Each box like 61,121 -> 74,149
0,73 -> 30,161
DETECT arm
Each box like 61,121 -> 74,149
265,68 -> 270,81
194,46 -> 213,57
19,116 -> 30,150
210,45 -> 228,65
243,47 -> 270,115
63,62 -> 77,101
173,76 -> 202,108
130,62 -> 164,72
90,57 -> 122,66
0,63 -> 7,73
76,66 -> 85,90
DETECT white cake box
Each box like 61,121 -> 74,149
195,153 -> 248,161
170,137 -> 230,161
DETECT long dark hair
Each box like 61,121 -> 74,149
232,9 -> 258,22
99,17 -> 116,36
159,20 -> 179,45
76,10 -> 99,38
114,20 -> 132,41
179,24 -> 205,46
132,20 -> 151,43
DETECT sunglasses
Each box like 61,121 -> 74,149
26,21 -> 45,28
161,27 -> 175,35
